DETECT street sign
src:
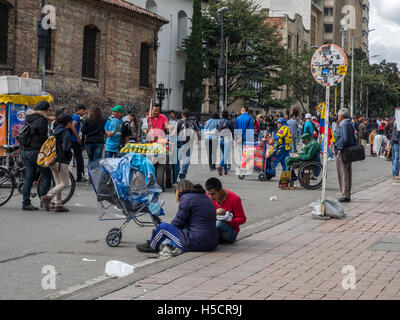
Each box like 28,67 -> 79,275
311,44 -> 348,87
310,44 -> 348,217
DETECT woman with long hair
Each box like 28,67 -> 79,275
136,179 -> 219,254
81,106 -> 106,163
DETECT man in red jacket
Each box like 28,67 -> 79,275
205,178 -> 247,243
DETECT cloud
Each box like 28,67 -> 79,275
369,0 -> 400,67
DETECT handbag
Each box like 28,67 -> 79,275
342,144 -> 365,163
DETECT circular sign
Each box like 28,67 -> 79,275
310,44 -> 348,87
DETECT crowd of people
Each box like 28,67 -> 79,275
18,100 -> 399,257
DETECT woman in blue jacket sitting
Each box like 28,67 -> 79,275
136,180 -> 219,253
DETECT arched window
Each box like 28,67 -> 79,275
0,2 -> 9,64
146,0 -> 157,13
177,10 -> 187,48
82,25 -> 100,78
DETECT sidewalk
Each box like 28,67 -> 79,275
99,179 -> 400,300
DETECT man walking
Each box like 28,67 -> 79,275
235,106 -> 254,152
287,114 -> 299,153
358,117 -> 369,151
104,105 -> 124,158
21,101 -> 52,211
391,122 -> 400,180
334,108 -> 357,202
71,105 -> 87,182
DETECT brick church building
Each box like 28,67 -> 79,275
0,0 -> 168,113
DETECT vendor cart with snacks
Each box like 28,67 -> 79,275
238,140 -> 275,181
120,142 -> 173,191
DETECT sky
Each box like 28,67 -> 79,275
369,0 -> 400,67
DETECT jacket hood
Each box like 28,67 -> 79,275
25,110 -> 49,123
53,125 -> 68,137
178,184 -> 206,198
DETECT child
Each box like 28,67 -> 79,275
42,113 -> 73,213
369,128 -> 376,156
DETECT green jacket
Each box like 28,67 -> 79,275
297,138 -> 321,161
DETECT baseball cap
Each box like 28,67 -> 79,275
110,105 -> 124,113
305,113 -> 312,119
275,118 -> 286,124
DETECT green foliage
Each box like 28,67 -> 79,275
202,0 -> 287,112
182,0 -> 205,112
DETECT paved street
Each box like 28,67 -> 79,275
0,145 -> 392,299
100,179 -> 400,301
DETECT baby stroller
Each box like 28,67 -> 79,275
88,153 -> 164,247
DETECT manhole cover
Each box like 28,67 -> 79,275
369,237 -> 400,252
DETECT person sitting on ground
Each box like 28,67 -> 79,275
136,179 -> 218,254
205,178 -> 247,244
285,133 -> 321,172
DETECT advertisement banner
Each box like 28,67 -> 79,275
0,103 -> 7,156
9,103 -> 26,146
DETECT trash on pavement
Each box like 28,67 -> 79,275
82,258 -> 96,262
105,260 -> 134,278
270,196 -> 277,201
310,198 -> 345,219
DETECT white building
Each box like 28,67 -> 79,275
128,0 -> 203,112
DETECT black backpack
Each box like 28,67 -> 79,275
16,123 -> 32,147
178,119 -> 196,143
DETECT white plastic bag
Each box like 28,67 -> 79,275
105,260 -> 134,278
310,198 -> 345,219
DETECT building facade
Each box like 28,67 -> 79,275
323,0 -> 370,54
0,0 -> 167,113
267,13 -> 311,116
258,0 -> 324,47
129,0 -> 209,112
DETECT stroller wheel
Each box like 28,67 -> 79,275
106,231 -> 121,247
238,175 -> 245,180
258,173 -> 266,181
108,228 -> 122,241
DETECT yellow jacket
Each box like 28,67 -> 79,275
273,125 -> 293,151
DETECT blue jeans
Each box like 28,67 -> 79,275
219,139 -> 232,171
86,143 -> 104,162
174,142 -> 192,180
216,221 -> 237,243
271,147 -> 290,175
21,150 -> 51,207
150,222 -> 184,251
392,143 -> 399,176
291,136 -> 298,153
104,151 -> 119,159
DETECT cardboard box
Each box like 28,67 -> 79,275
0,76 -> 20,95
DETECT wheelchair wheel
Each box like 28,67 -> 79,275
298,161 -> 323,190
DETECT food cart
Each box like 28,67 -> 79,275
120,141 -> 173,191
0,93 -> 54,157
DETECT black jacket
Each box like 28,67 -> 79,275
53,125 -> 73,164
23,111 -> 49,151
81,118 -> 106,144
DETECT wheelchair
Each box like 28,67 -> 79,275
287,156 -> 323,190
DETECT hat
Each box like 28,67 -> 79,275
312,116 -> 318,121
300,133 -> 312,142
305,113 -> 312,119
275,118 -> 287,125
57,113 -> 73,125
110,105 -> 124,113
34,101 -> 50,111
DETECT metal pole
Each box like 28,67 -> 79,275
366,86 -> 369,118
167,13 -> 173,111
350,36 -> 354,117
37,0 -> 47,91
320,86 -> 330,216
340,29 -> 345,109
360,60 -> 363,116
225,37 -> 228,111
218,12 -> 225,118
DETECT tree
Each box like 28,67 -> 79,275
202,0 -> 286,112
182,0 -> 205,112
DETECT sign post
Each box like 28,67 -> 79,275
311,44 -> 348,216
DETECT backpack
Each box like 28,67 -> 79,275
37,136 -> 57,167
178,119 -> 196,143
16,123 -> 32,147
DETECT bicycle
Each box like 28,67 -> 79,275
0,145 -> 76,207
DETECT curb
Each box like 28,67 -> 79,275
43,176 -> 391,300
